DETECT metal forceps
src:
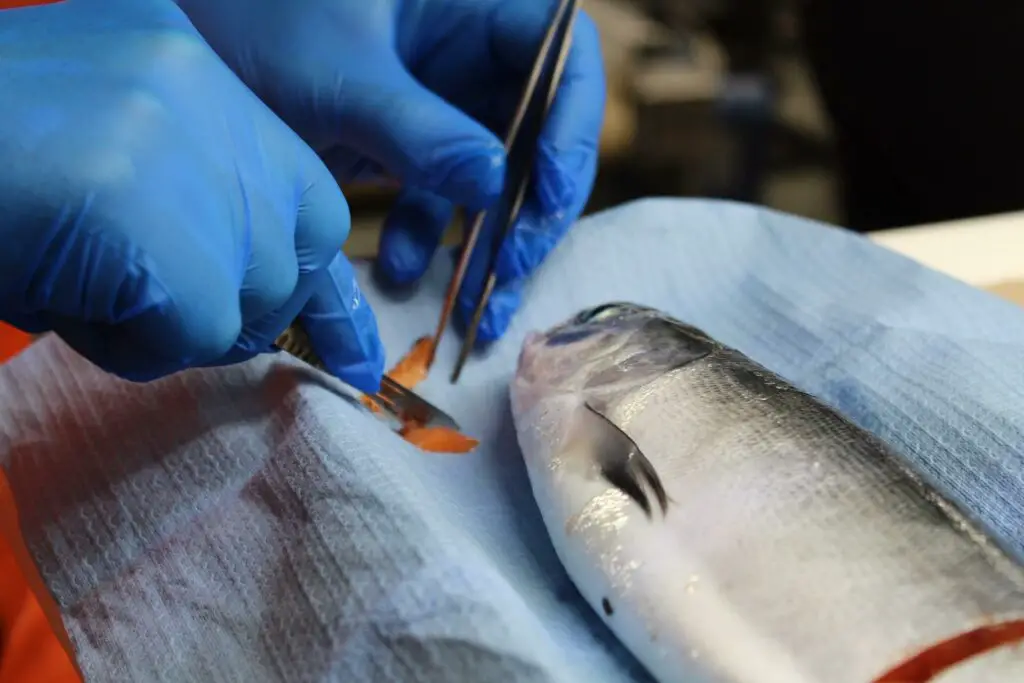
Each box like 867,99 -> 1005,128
430,0 -> 582,383
273,320 -> 460,432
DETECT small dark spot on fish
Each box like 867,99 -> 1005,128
602,597 -> 614,616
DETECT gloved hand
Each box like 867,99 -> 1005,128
174,0 -> 606,344
0,0 -> 384,391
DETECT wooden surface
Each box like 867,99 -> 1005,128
987,280 -> 1024,306
870,211 -> 1024,306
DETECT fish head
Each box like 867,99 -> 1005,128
512,302 -> 713,516
512,302 -> 716,450
515,302 -> 715,400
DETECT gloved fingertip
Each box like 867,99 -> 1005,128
333,349 -> 385,395
318,324 -> 384,390
302,254 -> 386,392
378,188 -> 455,287
435,144 -> 506,210
378,227 -> 430,285
329,309 -> 386,394
475,147 -> 508,203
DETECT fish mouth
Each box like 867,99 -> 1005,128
514,332 -> 546,383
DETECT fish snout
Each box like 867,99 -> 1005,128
516,332 -> 545,373
523,331 -> 545,349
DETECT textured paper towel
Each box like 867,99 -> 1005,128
2,198 -> 1024,682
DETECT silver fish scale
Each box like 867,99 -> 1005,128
512,306 -> 1024,683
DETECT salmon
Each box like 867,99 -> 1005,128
510,302 -> 1024,682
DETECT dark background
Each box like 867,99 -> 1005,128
343,0 -> 1024,257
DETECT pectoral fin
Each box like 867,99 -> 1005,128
581,403 -> 669,518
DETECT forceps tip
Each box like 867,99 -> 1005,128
450,0 -> 578,379
451,272 -> 497,384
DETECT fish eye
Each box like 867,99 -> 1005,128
574,302 -> 636,325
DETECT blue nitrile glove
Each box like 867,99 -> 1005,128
173,0 -> 606,344
0,0 -> 384,391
